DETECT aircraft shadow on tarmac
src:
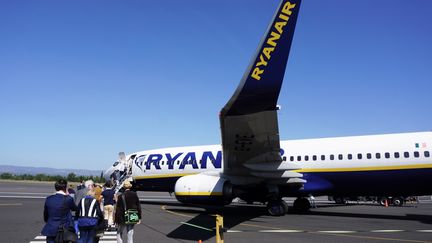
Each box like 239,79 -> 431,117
141,200 -> 268,241
140,200 -> 432,241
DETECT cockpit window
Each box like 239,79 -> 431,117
112,162 -> 119,167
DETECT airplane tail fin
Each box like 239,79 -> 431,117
221,0 -> 301,116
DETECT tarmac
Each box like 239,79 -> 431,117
1,180 -> 431,243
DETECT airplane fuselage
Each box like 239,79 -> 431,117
110,131 -> 432,198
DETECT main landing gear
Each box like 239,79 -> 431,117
293,197 -> 311,213
266,186 -> 289,216
266,199 -> 289,216
266,197 -> 312,216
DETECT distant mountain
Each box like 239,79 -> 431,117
0,165 -> 103,177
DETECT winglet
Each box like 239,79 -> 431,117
221,0 -> 301,116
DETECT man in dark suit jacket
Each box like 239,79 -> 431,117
42,179 -> 77,243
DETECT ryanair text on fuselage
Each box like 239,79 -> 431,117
135,151 -> 222,171
251,1 -> 297,81
134,149 -> 287,171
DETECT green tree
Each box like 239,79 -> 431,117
0,173 -> 13,179
67,173 -> 77,182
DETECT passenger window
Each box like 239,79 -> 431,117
357,153 -> 362,159
305,156 -> 309,161
348,154 -> 352,160
330,155 -> 334,160
367,153 -> 372,159
394,152 -> 400,158
404,152 -> 409,158
313,155 -> 317,161
321,155 -> 325,160
290,156 -> 294,162
414,151 -> 419,158
338,154 -> 343,160
376,153 -> 381,159
297,156 -> 301,162
385,152 -> 390,159
425,151 -> 430,157
283,156 -> 287,161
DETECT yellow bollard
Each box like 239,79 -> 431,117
215,214 -> 224,243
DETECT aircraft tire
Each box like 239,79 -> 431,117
266,200 -> 287,216
379,197 -> 389,206
293,197 -> 311,213
392,197 -> 404,206
334,196 -> 348,205
281,200 -> 289,214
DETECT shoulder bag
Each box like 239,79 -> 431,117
55,196 -> 78,243
122,194 -> 139,224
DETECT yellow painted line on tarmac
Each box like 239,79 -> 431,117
161,205 -> 283,230
161,205 -> 194,218
312,231 -> 432,243
0,203 -> 22,206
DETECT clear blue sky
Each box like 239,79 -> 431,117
1,0 -> 431,170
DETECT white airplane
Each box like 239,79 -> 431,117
104,0 -> 432,216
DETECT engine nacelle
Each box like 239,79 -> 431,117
174,174 -> 233,205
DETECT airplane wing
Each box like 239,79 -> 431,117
220,0 -> 302,182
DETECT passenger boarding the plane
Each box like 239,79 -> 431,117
126,156 -> 133,176
113,152 -> 133,192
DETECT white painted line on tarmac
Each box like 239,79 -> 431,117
416,230 -> 432,233
227,230 -> 243,233
29,231 -> 121,243
0,195 -> 45,199
259,229 -> 304,233
100,235 -> 117,239
318,230 -> 357,234
371,230 -> 405,233
0,203 -> 23,206
0,192 -> 50,195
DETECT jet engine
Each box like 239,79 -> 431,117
174,174 -> 233,205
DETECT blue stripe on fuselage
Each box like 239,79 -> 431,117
134,168 -> 432,198
297,168 -> 432,197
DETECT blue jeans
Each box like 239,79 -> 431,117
78,229 -> 95,243
117,224 -> 135,243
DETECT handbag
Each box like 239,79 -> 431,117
122,194 -> 139,224
55,226 -> 78,243
55,196 -> 78,243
